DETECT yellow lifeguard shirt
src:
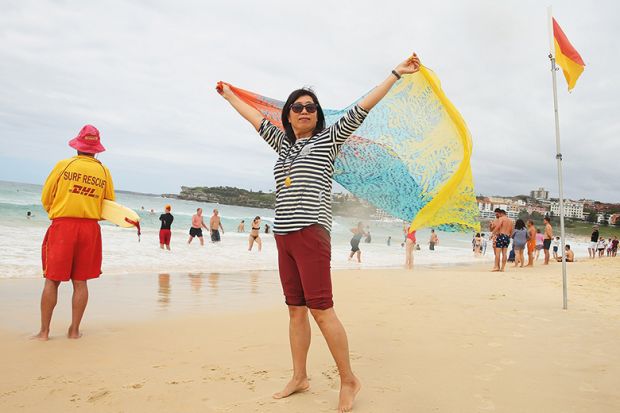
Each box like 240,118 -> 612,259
41,155 -> 115,220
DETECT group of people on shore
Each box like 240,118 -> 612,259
156,206 -> 268,252
488,208 -> 568,272
587,225 -> 619,258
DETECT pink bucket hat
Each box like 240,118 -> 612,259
68,124 -> 106,154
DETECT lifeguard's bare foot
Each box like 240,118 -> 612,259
272,377 -> 309,399
338,377 -> 361,412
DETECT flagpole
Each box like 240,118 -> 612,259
548,6 -> 568,310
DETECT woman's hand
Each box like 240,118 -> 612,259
394,53 -> 421,76
217,81 -> 264,130
216,81 -> 234,100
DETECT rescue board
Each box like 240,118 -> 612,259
101,199 -> 140,228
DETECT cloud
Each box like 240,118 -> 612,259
0,0 -> 619,203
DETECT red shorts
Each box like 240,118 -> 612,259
41,218 -> 102,282
274,224 -> 333,310
159,229 -> 171,245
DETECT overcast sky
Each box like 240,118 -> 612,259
1,0 -> 619,202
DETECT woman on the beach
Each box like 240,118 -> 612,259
348,222 -> 366,263
218,53 -> 420,412
526,220 -> 537,266
405,230 -> 417,269
473,233 -> 482,257
511,219 -> 527,268
248,216 -> 262,252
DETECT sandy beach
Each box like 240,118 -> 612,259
1,259 -> 619,412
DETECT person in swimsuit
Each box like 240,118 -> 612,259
210,208 -> 225,242
188,208 -> 208,246
542,216 -> 553,265
491,208 -> 514,272
473,233 -> 482,257
429,229 -> 438,250
348,222 -> 366,263
534,230 -> 544,261
237,220 -> 245,233
552,236 -> 560,259
556,244 -> 575,262
405,230 -> 416,270
511,219 -> 527,268
248,216 -> 262,252
159,205 -> 174,250
526,220 -> 537,267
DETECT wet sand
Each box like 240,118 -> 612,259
1,260 -> 619,412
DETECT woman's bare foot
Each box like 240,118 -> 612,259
31,331 -> 49,341
338,377 -> 361,412
272,377 -> 309,399
67,327 -> 82,339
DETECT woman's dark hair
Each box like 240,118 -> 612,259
515,219 -> 525,230
282,88 -> 325,145
475,233 -> 480,237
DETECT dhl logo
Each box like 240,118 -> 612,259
69,185 -> 98,198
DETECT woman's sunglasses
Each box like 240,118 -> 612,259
290,103 -> 318,114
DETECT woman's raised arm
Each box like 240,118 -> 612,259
358,53 -> 421,112
217,83 -> 264,131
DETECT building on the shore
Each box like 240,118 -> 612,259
530,187 -> 550,200
550,200 -> 585,220
526,205 -> 550,216
477,196 -> 519,219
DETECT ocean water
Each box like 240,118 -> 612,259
0,180 -> 590,279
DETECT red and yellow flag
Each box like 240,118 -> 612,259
553,18 -> 585,91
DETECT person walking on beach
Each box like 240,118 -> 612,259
248,216 -> 262,252
159,204 -> 174,250
35,125 -> 115,340
429,229 -> 439,250
210,208 -> 224,242
218,52 -> 421,412
543,216 -> 553,265
491,208 -> 514,272
188,208 -> 208,246
481,233 -> 488,255
611,236 -> 618,257
526,220 -> 537,267
349,222 -> 366,263
589,225 -> 599,258
511,219 -> 528,268
237,220 -> 245,232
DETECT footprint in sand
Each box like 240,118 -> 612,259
579,382 -> 599,393
87,389 -> 110,402
474,394 -> 496,411
499,359 -> 516,366
487,342 -> 503,348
